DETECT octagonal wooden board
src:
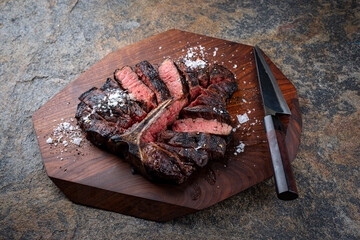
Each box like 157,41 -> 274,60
32,29 -> 302,222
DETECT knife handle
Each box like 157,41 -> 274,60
264,115 -> 298,200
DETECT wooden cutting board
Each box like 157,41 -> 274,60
32,29 -> 302,221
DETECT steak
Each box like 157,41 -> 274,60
157,143 -> 209,168
207,81 -> 238,101
75,102 -> 123,147
158,59 -> 188,100
209,64 -> 235,84
76,59 -> 238,184
197,66 -> 210,88
157,130 -> 226,161
141,143 -> 196,184
181,105 -> 231,124
188,94 -> 226,108
179,62 -> 202,101
135,60 -> 171,104
114,66 -> 157,112
172,118 -> 233,135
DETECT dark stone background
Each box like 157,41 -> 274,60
0,0 -> 359,239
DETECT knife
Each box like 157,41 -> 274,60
254,46 -> 298,200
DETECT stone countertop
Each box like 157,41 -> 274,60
0,0 -> 359,239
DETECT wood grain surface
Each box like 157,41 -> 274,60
32,29 -> 302,221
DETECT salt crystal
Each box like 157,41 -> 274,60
159,46 -> 162,50
237,113 -> 249,124
72,137 -> 82,146
235,142 -> 245,153
62,122 -> 70,130
233,64 -> 237,68
184,58 -> 207,69
46,137 -> 53,144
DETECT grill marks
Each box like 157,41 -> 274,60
76,59 -> 238,184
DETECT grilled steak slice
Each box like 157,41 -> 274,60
75,102 -> 123,147
79,87 -> 120,121
141,143 -> 196,184
172,118 -> 232,135
179,62 -> 202,101
79,87 -> 136,128
197,66 -> 210,88
157,143 -> 209,167
101,78 -> 147,123
126,101 -> 147,122
188,94 -> 226,108
135,60 -> 171,104
207,81 -> 238,101
209,64 -> 235,84
114,66 -> 157,112
181,105 -> 231,124
141,98 -> 188,143
159,59 -> 189,100
200,88 -> 224,103
157,130 -> 226,160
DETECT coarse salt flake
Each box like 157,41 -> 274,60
235,141 -> 245,153
237,113 -> 249,124
72,137 -> 82,146
184,58 -> 207,69
46,137 -> 53,144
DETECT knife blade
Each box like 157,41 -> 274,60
254,45 -> 298,200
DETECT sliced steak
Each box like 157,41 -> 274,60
157,130 -> 226,160
200,88 -> 224,103
101,79 -> 147,122
135,60 -> 171,104
75,102 -> 123,147
158,59 -> 188,100
79,87 -> 136,127
209,64 -> 235,84
157,143 -> 209,167
197,66 -> 209,88
141,98 -> 188,143
181,105 -> 231,124
172,118 -> 233,135
179,62 -> 202,101
79,87 -> 120,122
114,66 -> 157,112
207,81 -> 238,101
141,143 -> 196,184
188,94 -> 226,108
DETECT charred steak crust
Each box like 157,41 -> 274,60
135,60 -> 171,104
209,64 -> 235,84
76,60 -> 238,184
179,62 -> 202,101
181,105 -> 232,124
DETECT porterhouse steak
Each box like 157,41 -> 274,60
76,59 -> 238,184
